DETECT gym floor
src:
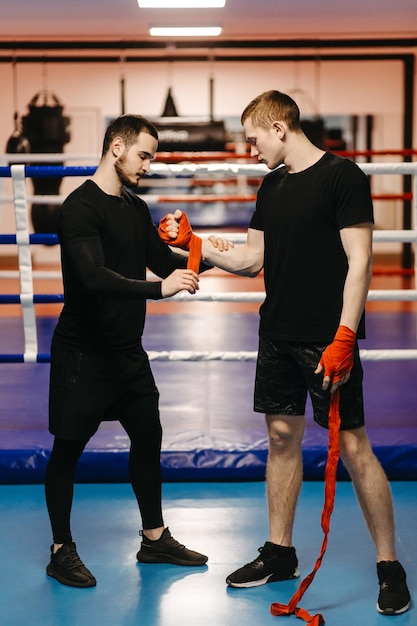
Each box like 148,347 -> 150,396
0,480 -> 415,626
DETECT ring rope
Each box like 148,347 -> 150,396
1,162 -> 417,178
2,149 -> 417,166
0,231 -> 415,245
146,349 -> 417,362
164,290 -> 417,302
1,349 -> 416,365
0,295 -> 64,304
0,290 -> 415,303
0,234 -> 59,245
0,192 -> 413,207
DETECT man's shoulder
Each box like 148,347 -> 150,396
326,152 -> 364,174
260,164 -> 286,189
62,180 -> 97,207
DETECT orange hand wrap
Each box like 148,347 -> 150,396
271,333 -> 353,625
158,212 -> 202,274
319,325 -> 356,384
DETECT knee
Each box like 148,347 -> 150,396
267,416 -> 304,454
47,437 -> 87,473
339,428 -> 374,473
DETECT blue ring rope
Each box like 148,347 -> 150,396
0,165 -> 97,178
0,294 -> 64,304
0,165 -> 171,179
0,353 -> 51,363
0,234 -> 59,245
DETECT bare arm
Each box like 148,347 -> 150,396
201,227 -> 264,277
339,222 -> 373,332
161,210 -> 264,277
315,221 -> 373,392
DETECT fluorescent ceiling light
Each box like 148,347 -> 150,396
150,26 -> 222,36
139,1 -> 226,7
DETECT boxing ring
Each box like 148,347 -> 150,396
0,160 -> 416,484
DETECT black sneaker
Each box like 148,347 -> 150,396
226,542 -> 300,588
136,527 -> 208,566
46,542 -> 97,588
377,560 -> 410,615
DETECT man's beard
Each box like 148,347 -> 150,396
114,153 -> 139,188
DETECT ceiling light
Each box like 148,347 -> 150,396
139,1 -> 226,7
150,26 -> 222,36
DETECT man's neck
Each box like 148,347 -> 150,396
284,135 -> 326,174
92,163 -> 123,197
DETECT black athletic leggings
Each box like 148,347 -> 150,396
45,415 -> 164,545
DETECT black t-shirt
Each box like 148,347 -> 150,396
249,152 -> 374,342
53,180 -> 189,352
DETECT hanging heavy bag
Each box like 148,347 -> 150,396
21,92 -> 71,234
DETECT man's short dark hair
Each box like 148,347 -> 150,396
101,114 -> 158,156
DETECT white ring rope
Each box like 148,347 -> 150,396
216,231 -> 417,244
0,160 -> 416,362
166,290 -> 417,302
1,154 -> 417,175
1,161 -> 416,205
146,349 -> 417,362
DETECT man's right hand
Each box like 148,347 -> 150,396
161,269 -> 199,298
207,234 -> 234,252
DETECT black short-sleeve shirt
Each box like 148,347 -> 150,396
249,152 -> 374,342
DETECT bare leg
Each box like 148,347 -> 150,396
339,426 -> 396,562
266,414 -> 305,546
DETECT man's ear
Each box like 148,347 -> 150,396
111,136 -> 125,157
272,120 -> 285,139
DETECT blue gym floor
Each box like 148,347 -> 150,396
0,480 -> 415,626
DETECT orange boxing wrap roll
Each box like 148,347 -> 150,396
158,212 -> 202,274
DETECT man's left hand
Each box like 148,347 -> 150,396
164,209 -> 183,239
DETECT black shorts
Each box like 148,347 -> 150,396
254,337 -> 365,430
49,344 -> 160,440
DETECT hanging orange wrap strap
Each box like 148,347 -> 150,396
270,326 -> 356,625
270,390 -> 341,626
158,212 -> 202,274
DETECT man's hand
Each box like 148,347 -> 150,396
314,325 -> 356,394
164,210 -> 183,239
161,269 -> 199,298
162,211 -> 234,252
207,234 -> 235,252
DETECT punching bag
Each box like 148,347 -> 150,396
21,92 -> 71,234
5,59 -> 30,160
155,86 -> 227,152
5,112 -> 30,156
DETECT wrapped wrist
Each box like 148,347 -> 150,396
334,325 -> 356,345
